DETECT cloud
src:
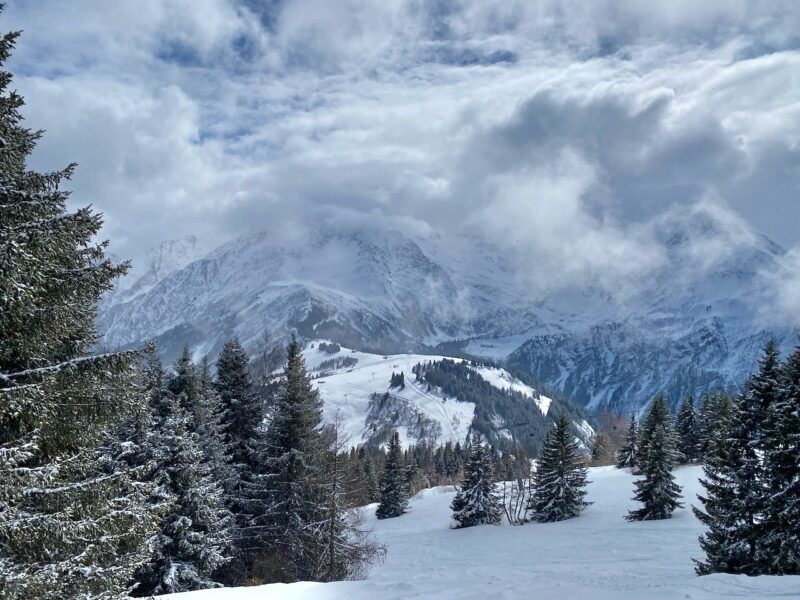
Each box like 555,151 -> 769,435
4,0 -> 800,317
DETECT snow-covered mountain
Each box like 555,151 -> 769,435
99,210 -> 799,414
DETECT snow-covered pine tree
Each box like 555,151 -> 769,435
214,338 -> 267,581
676,396 -> 700,464
262,335 -> 325,582
696,392 -> 734,460
694,385 -> 764,574
195,355 -> 231,484
451,433 -> 503,528
376,431 -> 410,519
616,414 -> 638,469
760,340 -> 800,574
141,393 -> 234,595
169,345 -> 200,427
530,414 -> 590,522
0,25 -> 156,599
627,396 -> 683,521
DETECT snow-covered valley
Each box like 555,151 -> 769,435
158,465 -> 799,600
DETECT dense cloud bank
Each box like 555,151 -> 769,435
8,0 -> 800,322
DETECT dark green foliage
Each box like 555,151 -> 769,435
262,336 -> 325,582
760,341 -> 800,574
694,341 -> 784,575
141,393 -> 234,595
530,414 -> 590,522
389,371 -> 405,389
0,24 -> 155,599
627,397 -> 683,521
616,414 -> 637,469
451,434 -> 503,528
676,396 -> 700,463
696,392 -> 734,460
376,431 -> 409,519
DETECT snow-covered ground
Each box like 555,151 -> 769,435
159,466 -> 798,599
302,341 -> 553,449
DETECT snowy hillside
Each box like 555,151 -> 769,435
158,466 -> 798,600
303,341 -> 558,449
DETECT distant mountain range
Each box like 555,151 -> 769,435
98,207 -> 798,414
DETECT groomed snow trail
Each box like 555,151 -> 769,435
160,466 -> 800,600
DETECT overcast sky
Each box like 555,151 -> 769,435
5,1 -> 800,317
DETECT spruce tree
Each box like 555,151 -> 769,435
530,414 -> 590,522
760,341 -> 800,574
696,392 -> 734,460
141,393 -> 234,595
694,384 -> 764,574
616,414 -> 638,469
0,25 -> 155,599
263,336 -> 325,581
451,434 -> 503,528
627,397 -> 682,521
676,395 -> 700,463
215,337 -> 271,578
376,431 -> 410,519
359,447 -> 381,503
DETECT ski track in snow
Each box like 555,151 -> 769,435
159,465 -> 799,600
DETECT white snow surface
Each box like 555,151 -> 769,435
159,465 -> 798,600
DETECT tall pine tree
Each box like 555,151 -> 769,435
262,336 -> 325,582
139,393 -> 234,595
627,397 -> 682,521
451,433 -> 503,528
694,341 -> 782,575
676,395 -> 700,464
530,414 -> 590,522
616,414 -> 637,469
376,431 -> 410,520
760,340 -> 800,574
0,25 -> 155,599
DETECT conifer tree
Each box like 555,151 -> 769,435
676,395 -> 700,463
169,345 -> 199,424
195,355 -> 230,484
760,341 -> 800,574
616,414 -> 638,469
376,431 -> 409,519
694,342 -> 783,575
627,397 -> 682,521
359,447 -> 381,503
451,434 -> 503,528
696,392 -> 734,460
530,414 -> 590,522
316,414 -> 385,581
694,384 -> 765,574
140,393 -> 234,595
263,336 -> 325,581
0,24 -> 155,599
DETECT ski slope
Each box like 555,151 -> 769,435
302,341 -> 554,448
160,466 -> 798,600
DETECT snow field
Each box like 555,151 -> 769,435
161,466 -> 799,600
